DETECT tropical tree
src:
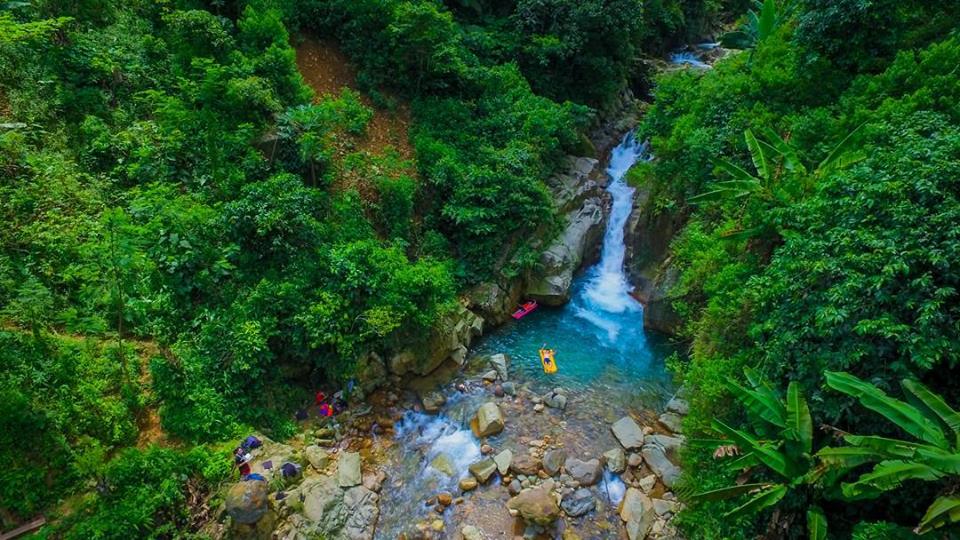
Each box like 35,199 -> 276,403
819,372 -> 960,534
720,0 -> 797,50
690,369 -> 830,538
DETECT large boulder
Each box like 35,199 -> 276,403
305,445 -> 331,471
488,354 -> 509,381
494,449 -> 513,475
619,488 -> 655,540
354,351 -> 386,395
527,186 -> 606,307
469,458 -> 498,484
507,486 -> 561,525
611,416 -> 645,450
561,488 -> 597,517
658,411 -> 684,433
542,449 -> 567,476
387,305 -> 484,376
338,452 -> 362,488
565,458 -> 602,487
292,476 -> 380,540
226,479 -> 269,524
473,402 -> 505,437
641,445 -> 681,488
603,448 -> 626,474
420,390 -> 446,414
509,454 -> 540,476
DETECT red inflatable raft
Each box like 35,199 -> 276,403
512,300 -> 538,320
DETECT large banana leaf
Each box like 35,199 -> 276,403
690,483 -> 774,502
807,506 -> 827,540
759,126 -> 806,175
725,484 -> 788,517
825,372 -> 948,448
756,0 -> 777,40
841,460 -> 945,500
918,496 -> 960,533
744,129 -> 770,184
713,419 -> 790,478
816,123 -> 867,176
726,379 -> 787,428
817,446 -> 902,469
784,381 -> 813,455
844,434 -> 924,455
914,447 -> 960,474
902,379 -> 960,449
712,156 -> 761,184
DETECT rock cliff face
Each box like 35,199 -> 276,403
625,186 -> 686,335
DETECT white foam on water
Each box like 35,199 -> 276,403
581,133 -> 649,314
395,410 -> 481,480
669,51 -> 711,69
602,470 -> 626,505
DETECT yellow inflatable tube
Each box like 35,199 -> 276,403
539,348 -> 558,374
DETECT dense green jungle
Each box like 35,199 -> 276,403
1,0 -> 959,538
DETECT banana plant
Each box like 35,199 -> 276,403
720,0 -> 798,50
691,369 -> 829,539
819,372 -> 960,534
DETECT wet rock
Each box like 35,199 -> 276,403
638,474 -> 657,493
510,454 -> 540,476
343,486 -> 380,539
561,487 -> 597,517
627,453 -> 643,468
489,353 -> 509,381
604,448 -> 626,474
420,391 -> 446,414
658,412 -> 684,433
508,479 -> 522,495
305,445 -> 330,471
542,449 -> 567,476
482,370 -> 498,382
431,519 -> 444,532
665,397 -> 689,416
543,391 -> 568,410
612,416 -> 645,450
481,444 -> 493,455
645,434 -> 685,459
459,477 -> 478,492
430,453 -> 457,477
469,458 -> 498,484
451,344 -> 468,366
474,402 -> 505,437
437,492 -> 453,506
533,403 -> 545,413
494,385 -> 505,397
502,381 -> 517,396
641,446 -> 681,488
565,458 -> 602,487
619,488 -> 655,540
462,525 -> 485,540
506,486 -> 561,525
652,498 -> 679,517
338,452 -> 362,488
494,449 -> 513,475
226,479 -> 269,524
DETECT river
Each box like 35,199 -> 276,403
373,132 -> 674,539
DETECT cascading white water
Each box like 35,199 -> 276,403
583,133 -> 651,314
669,51 -> 712,69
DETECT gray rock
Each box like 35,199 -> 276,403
641,446 -> 681,488
603,448 -> 626,474
494,449 -> 513,475
510,454 -> 540,476
481,370 -> 498,382
292,475 -> 379,540
658,411 -> 684,433
507,486 -> 561,525
542,449 -> 567,476
338,452 -> 362,488
430,452 -> 456,477
451,344 -> 468,366
502,381 -> 517,396
305,445 -> 331,471
561,487 -> 597,517
627,453 -> 643,468
488,353 -> 509,381
343,486 -> 380,539
645,433 -> 685,457
638,474 -> 657,493
226,479 -> 269,524
508,479 -> 522,495
665,397 -> 689,416
619,488 -> 655,540
565,458 -> 602,487
543,392 -> 568,410
474,402 -> 505,437
420,390 -> 446,414
469,458 -> 498,484
652,498 -> 679,517
612,417 -> 645,450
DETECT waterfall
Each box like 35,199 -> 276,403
583,133 -> 651,314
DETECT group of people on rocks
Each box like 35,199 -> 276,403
232,435 -> 302,482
